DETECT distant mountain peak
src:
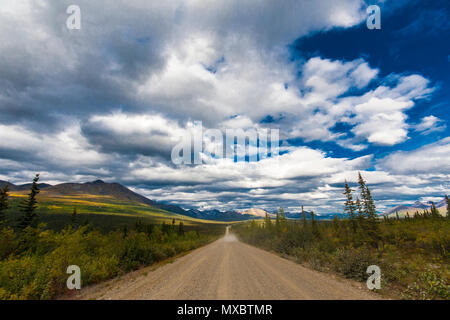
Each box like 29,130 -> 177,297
384,197 -> 448,215
238,208 -> 269,217
88,179 -> 105,184
412,201 -> 428,209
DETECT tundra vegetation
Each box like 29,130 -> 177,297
0,175 -> 220,300
234,173 -> 450,300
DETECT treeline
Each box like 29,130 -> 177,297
234,173 -> 450,300
0,175 -> 219,299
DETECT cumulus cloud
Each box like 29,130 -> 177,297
0,123 -> 109,168
82,112 -> 188,160
414,115 -> 446,135
377,137 -> 450,175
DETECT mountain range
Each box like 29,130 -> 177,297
0,179 -> 257,222
384,198 -> 448,216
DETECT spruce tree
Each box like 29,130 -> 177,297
70,208 -> 78,227
357,172 -> 369,214
355,196 -> 365,228
355,197 -> 363,216
301,205 -> 307,228
279,207 -> 286,220
310,211 -> 319,237
264,212 -> 271,229
343,181 -> 357,232
178,221 -> 185,235
365,186 -> 377,219
17,174 -> 40,230
430,202 -> 439,218
446,195 -> 450,219
0,183 -> 9,225
358,173 -> 379,248
275,211 -> 280,231
279,207 -> 286,230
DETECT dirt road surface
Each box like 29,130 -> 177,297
74,227 -> 377,300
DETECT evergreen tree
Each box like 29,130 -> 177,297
178,221 -> 185,235
301,205 -> 307,228
161,221 -> 170,234
0,183 -> 9,225
355,197 -> 363,216
278,207 -> 286,230
70,208 -> 78,227
264,212 -> 271,229
357,172 -> 369,214
343,181 -> 357,232
310,211 -> 319,237
279,207 -> 286,219
365,186 -> 377,219
357,173 -> 379,247
135,219 -> 144,232
355,196 -> 365,227
121,225 -> 128,238
446,195 -> 450,219
17,174 -> 40,230
275,211 -> 280,231
430,202 -> 440,218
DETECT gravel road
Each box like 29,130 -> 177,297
74,227 -> 377,300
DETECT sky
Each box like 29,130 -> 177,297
0,0 -> 449,214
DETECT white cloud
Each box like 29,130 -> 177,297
377,137 -> 450,174
351,98 -> 412,145
414,115 -> 446,135
0,123 -> 110,168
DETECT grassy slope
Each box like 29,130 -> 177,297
5,191 -> 228,233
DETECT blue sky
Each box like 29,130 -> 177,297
290,0 -> 450,160
0,0 -> 448,214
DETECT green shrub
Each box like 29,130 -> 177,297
332,246 -> 376,281
404,268 -> 450,300
0,223 -> 218,299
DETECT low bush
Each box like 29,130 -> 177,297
0,222 -> 218,300
234,216 -> 449,299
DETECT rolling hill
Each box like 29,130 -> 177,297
0,180 -> 52,191
44,180 -> 155,206
3,179 -> 256,223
